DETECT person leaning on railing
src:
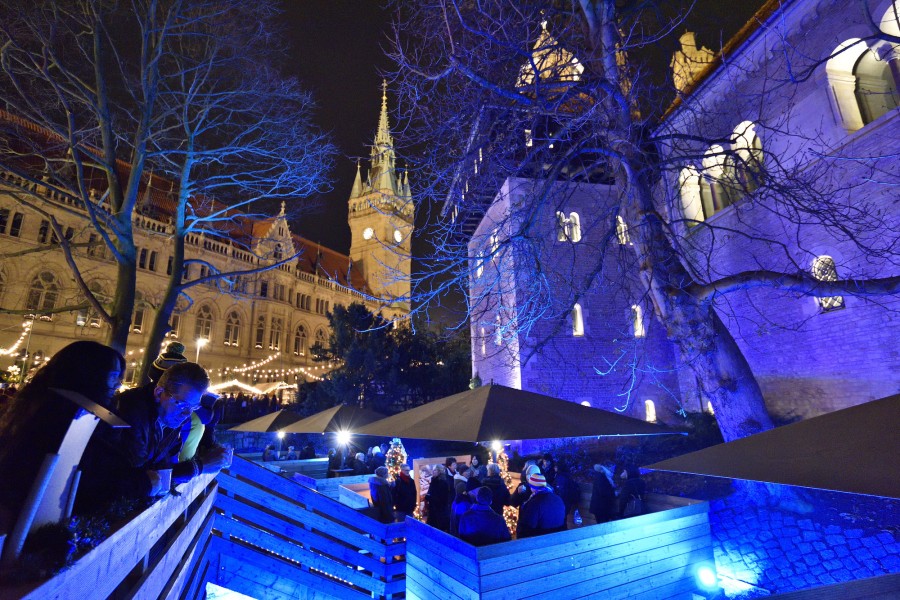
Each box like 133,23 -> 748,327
75,362 -> 231,515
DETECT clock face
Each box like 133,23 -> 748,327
362,227 -> 374,240
393,228 -> 403,243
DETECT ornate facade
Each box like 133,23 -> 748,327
0,92 -> 411,386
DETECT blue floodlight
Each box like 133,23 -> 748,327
696,564 -> 717,589
336,430 -> 352,446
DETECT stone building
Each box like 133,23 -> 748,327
0,92 -> 411,386
457,0 -> 900,427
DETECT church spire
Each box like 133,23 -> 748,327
350,161 -> 363,198
370,80 -> 397,194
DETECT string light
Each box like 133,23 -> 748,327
0,321 -> 32,356
232,352 -> 280,373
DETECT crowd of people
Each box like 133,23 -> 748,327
363,451 -> 646,547
220,393 -> 289,424
0,341 -> 232,534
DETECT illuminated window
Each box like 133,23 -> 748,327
616,216 -> 630,245
525,129 -> 533,147
194,305 -> 213,340
706,401 -> 715,415
224,312 -> 241,346
480,327 -> 486,355
631,305 -> 645,338
494,314 -> 502,346
490,229 -> 500,256
812,255 -> 845,312
645,399 -> 657,423
568,212 -> 581,242
293,324 -> 308,356
315,327 -> 328,347
255,316 -> 266,349
572,303 -> 584,337
556,212 -> 582,243
269,317 -> 283,350
475,251 -> 484,278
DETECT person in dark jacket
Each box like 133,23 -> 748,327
299,442 -> 316,460
590,464 -> 617,523
481,463 -> 511,516
553,462 -> 581,518
0,341 -> 124,532
516,473 -> 566,539
510,463 -> 541,508
426,464 -> 451,531
368,466 -> 394,523
616,466 -> 647,517
352,452 -> 369,475
392,464 -> 417,521
76,362 -> 230,514
459,487 -> 511,546
450,475 -> 482,535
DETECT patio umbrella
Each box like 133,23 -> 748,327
355,384 -> 679,442
645,394 -> 900,499
279,404 -> 386,434
229,409 -> 303,432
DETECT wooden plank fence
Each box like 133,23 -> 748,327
404,496 -> 715,600
3,473 -> 218,600
207,456 -> 406,600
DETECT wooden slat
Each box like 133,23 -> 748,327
211,536 -> 373,600
403,538 -> 481,591
225,458 -> 394,542
534,546 -> 713,600
481,534 -> 712,599
135,487 -> 218,599
627,575 -> 699,600
215,517 -> 388,596
406,553 -> 480,600
479,510 -> 710,575
476,500 -> 709,561
218,472 -> 391,556
405,563 -> 467,600
215,493 -> 399,578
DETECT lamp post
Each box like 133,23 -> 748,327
195,337 -> 208,364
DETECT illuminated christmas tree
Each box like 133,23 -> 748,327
384,437 -> 407,481
490,448 -> 518,536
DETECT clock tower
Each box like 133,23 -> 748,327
348,82 -> 413,320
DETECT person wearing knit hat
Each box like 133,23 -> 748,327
511,463 -> 543,508
148,342 -> 188,383
517,471 -> 566,539
458,486 -> 511,546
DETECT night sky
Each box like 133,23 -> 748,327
280,1 -> 394,254
279,1 -> 764,258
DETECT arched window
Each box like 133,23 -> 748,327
76,281 -> 105,329
679,167 -> 704,225
489,229 -> 500,255
194,305 -> 213,341
224,311 -> 241,346
645,399 -> 657,423
826,34 -> 900,132
269,317 -> 283,350
293,324 -> 308,356
731,121 -> 764,193
568,212 -> 582,242
572,303 -> 584,337
25,271 -> 59,314
475,251 -> 485,279
706,401 -> 715,415
480,327 -> 486,355
494,313 -> 503,346
132,291 -> 150,334
314,327 -> 328,348
700,145 -> 739,219
616,216 -> 630,245
631,304 -> 645,338
254,315 -> 266,349
556,211 -> 568,242
811,255 -> 845,312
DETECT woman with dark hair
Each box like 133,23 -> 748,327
0,341 -> 124,532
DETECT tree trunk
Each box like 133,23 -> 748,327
106,245 -> 136,354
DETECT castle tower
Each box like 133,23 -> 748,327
348,82 -> 413,320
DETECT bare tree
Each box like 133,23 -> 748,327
388,0 -> 900,441
0,0 -> 332,361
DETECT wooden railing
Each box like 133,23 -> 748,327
404,495 -> 715,600
5,472 -> 217,600
208,456 -> 406,600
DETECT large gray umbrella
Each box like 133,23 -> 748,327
355,384 -> 679,442
229,409 -> 303,433
279,404 -> 386,434
645,394 -> 900,499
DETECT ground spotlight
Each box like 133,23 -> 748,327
696,564 -> 717,589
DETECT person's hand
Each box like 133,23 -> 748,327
199,446 -> 231,474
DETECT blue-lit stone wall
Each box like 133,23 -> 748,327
705,481 -> 900,598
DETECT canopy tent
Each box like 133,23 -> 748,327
279,404 -> 386,434
260,381 -> 295,395
208,379 -> 265,396
355,384 -> 680,443
229,409 -> 303,433
646,394 -> 900,499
